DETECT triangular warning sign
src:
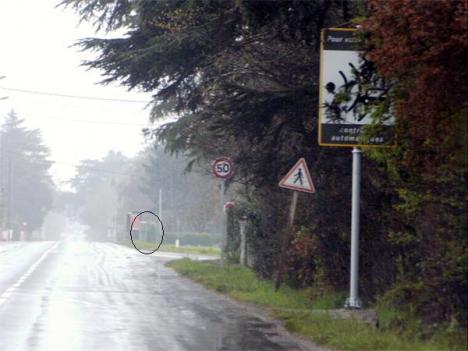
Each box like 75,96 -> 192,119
279,158 -> 315,193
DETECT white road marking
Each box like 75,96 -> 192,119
0,242 -> 59,306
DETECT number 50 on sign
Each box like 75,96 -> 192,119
212,157 -> 233,179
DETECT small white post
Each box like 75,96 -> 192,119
238,216 -> 248,266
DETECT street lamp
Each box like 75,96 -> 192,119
0,75 -> 9,100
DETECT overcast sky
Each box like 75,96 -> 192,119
0,0 -> 156,190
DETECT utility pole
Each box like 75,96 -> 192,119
7,158 -> 12,240
0,76 -> 7,237
158,188 -> 162,221
0,137 -> 4,236
0,132 -> 13,241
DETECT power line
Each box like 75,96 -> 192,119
20,112 -> 153,127
0,86 -> 151,104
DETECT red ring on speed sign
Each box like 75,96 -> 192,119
211,157 -> 233,179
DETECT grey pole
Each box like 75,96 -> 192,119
346,147 -> 362,309
158,188 -> 163,220
289,191 -> 299,227
220,180 -> 226,266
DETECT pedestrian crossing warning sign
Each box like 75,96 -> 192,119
279,158 -> 315,193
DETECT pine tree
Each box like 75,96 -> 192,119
0,111 -> 54,238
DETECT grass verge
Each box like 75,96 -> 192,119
167,258 -> 467,351
120,240 -> 220,256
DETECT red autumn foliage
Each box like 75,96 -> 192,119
286,230 -> 317,287
363,0 -> 467,174
362,0 -> 468,327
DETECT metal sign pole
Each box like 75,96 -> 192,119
211,157 -> 233,266
346,147 -> 362,308
220,179 -> 226,266
275,158 -> 315,291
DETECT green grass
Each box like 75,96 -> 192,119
275,310 -> 466,351
121,240 -> 220,256
167,259 -> 467,351
310,289 -> 348,310
168,258 -> 314,309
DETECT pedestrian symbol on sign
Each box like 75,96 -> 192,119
293,168 -> 303,186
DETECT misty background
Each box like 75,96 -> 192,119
0,109 -> 227,244
0,1 -> 224,245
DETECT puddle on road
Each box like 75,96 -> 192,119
214,314 -> 299,351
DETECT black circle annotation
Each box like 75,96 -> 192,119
129,211 -> 165,255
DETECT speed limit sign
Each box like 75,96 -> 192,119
212,157 -> 233,179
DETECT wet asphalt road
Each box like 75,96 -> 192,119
0,240 -> 311,351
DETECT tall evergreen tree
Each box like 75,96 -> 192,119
63,0 -> 467,330
0,111 -> 54,238
60,0 -> 361,284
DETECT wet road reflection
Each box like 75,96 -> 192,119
0,240 -> 307,351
